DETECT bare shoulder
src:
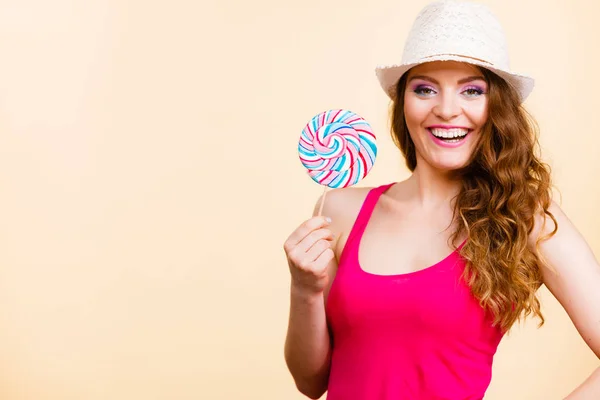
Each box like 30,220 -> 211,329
313,186 -> 373,220
528,200 -> 600,359
528,199 -> 561,246
312,186 -> 374,257
528,199 -> 595,277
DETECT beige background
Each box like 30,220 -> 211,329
0,0 -> 597,398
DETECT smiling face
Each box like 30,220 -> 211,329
403,61 -> 489,172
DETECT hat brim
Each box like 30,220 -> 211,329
375,55 -> 534,103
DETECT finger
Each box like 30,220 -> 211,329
304,239 -> 333,265
296,244 -> 334,273
294,228 -> 334,254
284,216 -> 331,249
287,230 -> 333,266
312,248 -> 335,272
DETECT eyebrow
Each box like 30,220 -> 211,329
408,75 -> 486,84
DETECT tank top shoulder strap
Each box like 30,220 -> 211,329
339,182 -> 395,263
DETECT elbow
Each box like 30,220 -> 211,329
284,346 -> 330,399
295,380 -> 327,399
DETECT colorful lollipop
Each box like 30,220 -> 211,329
298,109 -> 377,215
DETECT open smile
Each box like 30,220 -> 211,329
427,127 -> 471,147
429,127 -> 469,141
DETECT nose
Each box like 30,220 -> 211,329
432,92 -> 461,121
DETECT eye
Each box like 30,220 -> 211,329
462,86 -> 486,97
413,85 -> 437,96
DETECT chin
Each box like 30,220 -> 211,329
429,156 -> 473,172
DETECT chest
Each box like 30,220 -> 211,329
327,255 -> 498,342
338,203 -> 462,276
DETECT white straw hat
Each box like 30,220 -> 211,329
375,0 -> 534,102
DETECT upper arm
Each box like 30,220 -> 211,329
312,187 -> 370,308
312,189 -> 347,309
530,200 -> 600,358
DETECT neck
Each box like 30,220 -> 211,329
406,164 -> 462,210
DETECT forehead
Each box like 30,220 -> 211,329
407,61 -> 483,79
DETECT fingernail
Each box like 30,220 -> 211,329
325,217 -> 332,223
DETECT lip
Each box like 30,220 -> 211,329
427,124 -> 471,130
427,128 -> 470,148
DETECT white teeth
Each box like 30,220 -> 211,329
430,128 -> 469,138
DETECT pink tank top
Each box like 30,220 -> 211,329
325,183 -> 504,399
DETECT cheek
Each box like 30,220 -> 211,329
403,97 -> 431,129
464,100 -> 489,126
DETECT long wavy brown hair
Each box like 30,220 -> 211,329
391,67 -> 557,332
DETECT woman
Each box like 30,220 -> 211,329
283,1 -> 600,399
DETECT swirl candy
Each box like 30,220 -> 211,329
298,109 -> 377,189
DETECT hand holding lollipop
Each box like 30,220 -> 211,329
298,109 -> 377,215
